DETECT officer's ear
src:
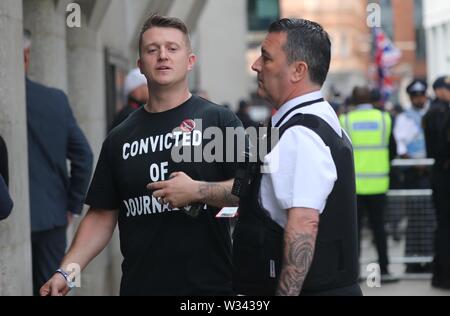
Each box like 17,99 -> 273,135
291,61 -> 308,83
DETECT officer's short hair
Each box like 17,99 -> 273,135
433,76 -> 450,90
351,86 -> 372,105
268,18 -> 331,86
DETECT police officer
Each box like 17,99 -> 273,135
0,135 -> 12,221
394,79 -> 434,273
429,76 -> 450,110
394,79 -> 429,159
423,76 -> 450,289
233,18 -> 361,296
340,86 -> 398,283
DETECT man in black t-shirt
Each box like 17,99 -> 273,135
40,15 -> 242,296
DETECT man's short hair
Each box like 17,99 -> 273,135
268,18 -> 331,86
138,14 -> 191,56
351,86 -> 372,105
23,29 -> 32,50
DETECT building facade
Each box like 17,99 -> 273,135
423,0 -> 450,84
245,0 -> 371,100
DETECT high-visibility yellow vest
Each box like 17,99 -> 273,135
340,108 -> 391,195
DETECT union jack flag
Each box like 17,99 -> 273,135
373,28 -> 402,99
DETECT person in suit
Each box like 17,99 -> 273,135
24,29 -> 94,295
0,134 -> 8,186
423,76 -> 450,289
0,135 -> 12,220
0,175 -> 13,221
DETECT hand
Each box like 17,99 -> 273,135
67,212 -> 74,226
147,172 -> 200,208
40,273 -> 70,296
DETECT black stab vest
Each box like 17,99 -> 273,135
233,113 -> 360,296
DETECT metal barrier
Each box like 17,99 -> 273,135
361,159 -> 437,277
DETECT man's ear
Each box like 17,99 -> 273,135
187,53 -> 197,71
137,59 -> 144,74
291,61 -> 308,83
24,48 -> 30,73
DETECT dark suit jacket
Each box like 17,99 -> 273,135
0,135 -> 8,185
26,78 -> 93,232
0,175 -> 12,220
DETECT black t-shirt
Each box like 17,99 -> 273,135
86,95 -> 243,295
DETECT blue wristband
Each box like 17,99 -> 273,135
56,268 -> 76,290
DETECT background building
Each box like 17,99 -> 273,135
376,0 -> 428,105
282,0 -> 371,99
246,0 -> 371,101
423,0 -> 450,84
245,0 -> 429,105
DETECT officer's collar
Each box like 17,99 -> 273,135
356,103 -> 374,110
272,90 -> 323,127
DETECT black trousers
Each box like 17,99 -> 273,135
300,283 -> 363,296
431,171 -> 450,288
357,194 -> 389,274
31,226 -> 67,296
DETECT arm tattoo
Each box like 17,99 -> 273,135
276,232 -> 315,296
198,181 -> 239,208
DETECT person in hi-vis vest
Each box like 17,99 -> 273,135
340,86 -> 398,283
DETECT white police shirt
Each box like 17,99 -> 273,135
259,91 -> 341,229
393,105 -> 428,158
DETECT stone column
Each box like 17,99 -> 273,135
0,0 -> 33,296
425,27 -> 436,81
23,0 -> 68,92
197,0 -> 248,109
66,12 -> 117,296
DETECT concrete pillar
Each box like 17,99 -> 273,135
23,0 -> 68,92
67,15 -> 106,164
425,27 -> 436,82
197,0 -> 248,109
66,13 -> 121,296
434,26 -> 445,77
0,0 -> 33,296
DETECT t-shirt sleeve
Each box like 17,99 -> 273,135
265,126 -> 337,213
85,137 -> 121,210
219,109 -> 246,180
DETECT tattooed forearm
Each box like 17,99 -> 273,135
197,180 -> 239,208
276,232 -> 316,296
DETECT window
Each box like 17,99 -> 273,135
341,32 -> 350,58
247,0 -> 280,32
414,0 -> 426,59
368,0 -> 394,59
379,0 -> 394,39
104,49 -> 127,133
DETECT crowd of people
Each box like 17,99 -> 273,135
1,14 -> 449,296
